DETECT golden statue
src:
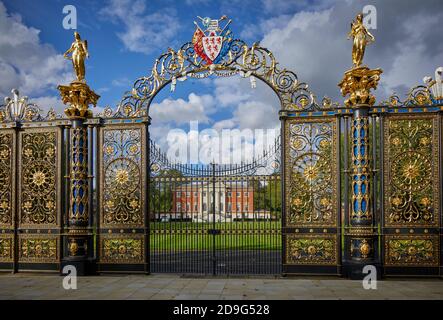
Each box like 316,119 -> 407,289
348,13 -> 374,68
64,32 -> 88,82
339,13 -> 382,107
58,31 -> 99,119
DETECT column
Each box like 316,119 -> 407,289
339,67 -> 382,279
58,82 -> 99,275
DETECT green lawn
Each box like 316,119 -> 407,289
150,221 -> 281,250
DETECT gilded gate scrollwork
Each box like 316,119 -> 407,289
286,120 -> 337,227
100,235 -> 144,264
284,118 -> 339,269
384,116 -> 439,227
99,124 -> 147,267
19,235 -> 58,263
0,131 -> 15,265
385,235 -> 439,266
0,235 -> 13,263
19,130 -> 59,226
286,234 -> 336,265
0,131 -> 14,228
17,127 -> 61,265
383,115 -> 440,269
0,98 -> 62,269
102,128 -> 143,226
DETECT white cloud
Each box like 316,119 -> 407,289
261,0 -> 335,14
258,0 -> 443,102
149,92 -> 215,125
380,13 -> 443,95
150,123 -> 173,151
100,0 -> 180,55
233,100 -> 279,130
0,2 -> 71,99
213,119 -> 236,131
213,77 -> 252,107
31,96 -> 65,115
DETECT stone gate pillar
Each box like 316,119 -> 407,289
338,13 -> 383,279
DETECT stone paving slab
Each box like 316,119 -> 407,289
0,273 -> 442,300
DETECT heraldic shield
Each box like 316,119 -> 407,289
192,15 -> 233,65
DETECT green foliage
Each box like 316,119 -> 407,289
252,174 -> 281,219
150,169 -> 184,212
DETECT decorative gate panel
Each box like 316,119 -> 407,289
382,115 -> 440,274
0,129 -> 15,270
98,123 -> 148,272
17,127 -> 62,271
283,117 -> 340,274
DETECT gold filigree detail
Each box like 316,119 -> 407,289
402,163 -> 420,180
286,120 -> 337,226
32,171 -> 47,186
0,133 -> 13,226
45,147 -> 55,157
286,235 -> 336,265
115,169 -> 129,184
20,130 -> 58,225
385,117 -> 438,226
303,165 -> 318,181
0,149 -> 9,159
102,128 -> 143,226
0,237 -> 13,262
385,236 -> 438,266
19,237 -> 58,262
101,237 -> 143,263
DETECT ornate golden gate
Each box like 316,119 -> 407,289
96,118 -> 149,273
0,97 -> 65,272
0,15 -> 442,278
282,114 -> 340,274
378,90 -> 441,276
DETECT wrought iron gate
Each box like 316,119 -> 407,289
0,108 -> 66,272
281,114 -> 341,275
379,106 -> 441,275
281,85 -> 443,277
149,141 -> 281,275
96,117 -> 150,273
1,15 -> 443,278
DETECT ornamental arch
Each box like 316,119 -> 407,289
94,15 -> 344,274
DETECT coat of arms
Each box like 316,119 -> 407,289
192,15 -> 233,65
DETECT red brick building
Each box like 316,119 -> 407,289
171,181 -> 254,222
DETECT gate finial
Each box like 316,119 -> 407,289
338,13 -> 382,108
347,13 -> 375,68
58,32 -> 99,119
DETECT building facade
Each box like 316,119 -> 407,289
170,181 -> 255,222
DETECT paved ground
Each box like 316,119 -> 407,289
0,273 -> 442,300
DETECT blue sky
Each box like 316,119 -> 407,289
2,0 -> 291,107
1,0 -> 443,150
